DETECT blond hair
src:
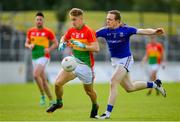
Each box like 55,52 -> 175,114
69,8 -> 84,17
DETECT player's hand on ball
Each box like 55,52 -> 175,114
71,40 -> 86,48
58,42 -> 67,51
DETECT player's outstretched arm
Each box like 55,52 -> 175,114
137,28 -> 165,35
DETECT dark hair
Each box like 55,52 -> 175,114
69,8 -> 84,17
108,10 -> 121,21
36,12 -> 44,18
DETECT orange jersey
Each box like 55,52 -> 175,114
64,25 -> 96,67
146,42 -> 164,64
27,27 -> 55,59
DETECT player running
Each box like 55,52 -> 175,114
142,35 -> 165,96
71,10 -> 166,119
25,12 -> 58,105
46,8 -> 100,118
95,10 -> 166,119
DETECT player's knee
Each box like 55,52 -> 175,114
110,80 -> 119,88
55,84 -> 59,89
55,81 -> 61,87
110,82 -> 115,89
86,91 -> 91,96
55,79 -> 65,87
110,77 -> 116,83
126,89 -> 132,93
42,80 -> 48,86
125,88 -> 134,93
33,73 -> 40,79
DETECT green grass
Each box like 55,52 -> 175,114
0,83 -> 180,121
1,11 -> 180,34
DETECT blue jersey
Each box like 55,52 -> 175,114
96,25 -> 137,58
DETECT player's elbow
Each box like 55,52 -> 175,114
94,47 -> 99,52
54,41 -> 59,48
55,42 -> 59,48
94,45 -> 100,52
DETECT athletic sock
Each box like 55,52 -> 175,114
106,104 -> 113,115
92,103 -> 98,110
147,81 -> 157,88
105,104 -> 113,117
41,95 -> 45,99
56,98 -> 62,105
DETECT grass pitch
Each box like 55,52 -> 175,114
0,82 -> 180,121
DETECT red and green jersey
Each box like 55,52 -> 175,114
27,27 -> 55,59
64,25 -> 97,67
146,42 -> 163,64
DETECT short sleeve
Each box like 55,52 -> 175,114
96,27 -> 106,38
127,26 -> 137,36
87,29 -> 96,43
26,30 -> 31,40
64,29 -> 72,41
48,30 -> 55,41
158,43 -> 164,53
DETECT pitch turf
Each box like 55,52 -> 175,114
0,82 -> 180,121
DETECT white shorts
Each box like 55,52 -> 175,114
72,58 -> 94,84
111,56 -> 134,72
32,57 -> 49,68
148,64 -> 160,73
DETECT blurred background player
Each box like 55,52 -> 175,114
25,12 -> 58,105
95,10 -> 166,119
46,8 -> 100,118
142,35 -> 165,96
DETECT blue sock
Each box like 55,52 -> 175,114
147,82 -> 153,88
41,95 -> 45,99
107,104 -> 113,112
